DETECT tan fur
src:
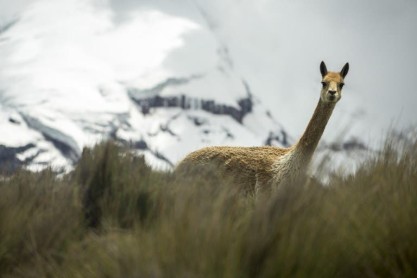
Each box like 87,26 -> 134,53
323,72 -> 343,83
177,146 -> 292,193
176,62 -> 349,194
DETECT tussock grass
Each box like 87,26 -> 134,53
1,136 -> 416,277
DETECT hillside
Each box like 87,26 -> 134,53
0,135 -> 416,277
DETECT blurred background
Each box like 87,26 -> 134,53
0,0 -> 416,172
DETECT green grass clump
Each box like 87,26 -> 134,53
0,137 -> 416,277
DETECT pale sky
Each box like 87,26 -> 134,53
190,0 -> 417,145
1,0 -> 416,147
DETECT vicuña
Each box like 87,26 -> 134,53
176,61 -> 349,194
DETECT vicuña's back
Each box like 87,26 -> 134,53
176,61 -> 349,194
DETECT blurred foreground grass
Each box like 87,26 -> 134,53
1,136 -> 416,277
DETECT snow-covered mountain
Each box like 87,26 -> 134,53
0,0 -> 291,173
0,0 -> 367,175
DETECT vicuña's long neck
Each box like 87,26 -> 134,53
293,99 -> 336,160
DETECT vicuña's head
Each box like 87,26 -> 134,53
320,61 -> 349,103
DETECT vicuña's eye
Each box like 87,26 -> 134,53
321,82 -> 327,87
340,83 -> 345,89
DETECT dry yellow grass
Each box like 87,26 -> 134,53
1,133 -> 416,277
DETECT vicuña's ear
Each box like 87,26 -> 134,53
320,61 -> 327,77
340,62 -> 349,78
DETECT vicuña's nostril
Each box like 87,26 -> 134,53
329,90 -> 336,95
